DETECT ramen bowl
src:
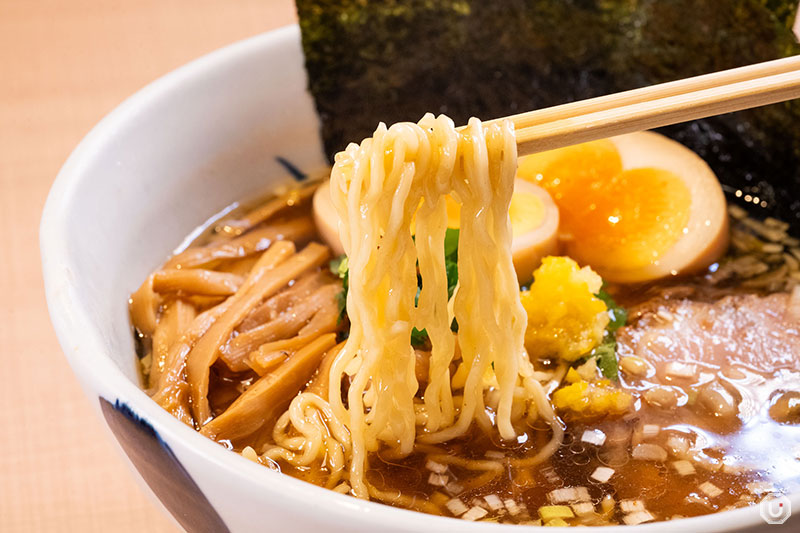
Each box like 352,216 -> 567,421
41,24 -> 798,532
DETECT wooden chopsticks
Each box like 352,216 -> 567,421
495,55 -> 800,156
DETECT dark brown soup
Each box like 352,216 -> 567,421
132,184 -> 800,526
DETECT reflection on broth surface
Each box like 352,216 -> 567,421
283,292 -> 800,523
132,128 -> 799,526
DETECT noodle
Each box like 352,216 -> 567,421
511,378 -> 564,468
268,114 -> 561,499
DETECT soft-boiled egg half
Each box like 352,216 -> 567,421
517,132 -> 729,283
313,178 -> 560,283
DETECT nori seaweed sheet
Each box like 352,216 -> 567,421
296,0 -> 800,229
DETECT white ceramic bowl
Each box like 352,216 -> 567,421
41,25 -> 799,532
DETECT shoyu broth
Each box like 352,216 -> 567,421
132,183 -> 800,526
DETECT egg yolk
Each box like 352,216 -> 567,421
518,140 -> 622,231
518,140 -> 692,271
508,192 -> 546,235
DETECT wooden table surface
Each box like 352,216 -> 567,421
0,2 -> 296,530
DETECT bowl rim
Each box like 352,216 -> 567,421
40,23 -> 799,532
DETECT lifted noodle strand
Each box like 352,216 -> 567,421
269,114 -> 563,498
